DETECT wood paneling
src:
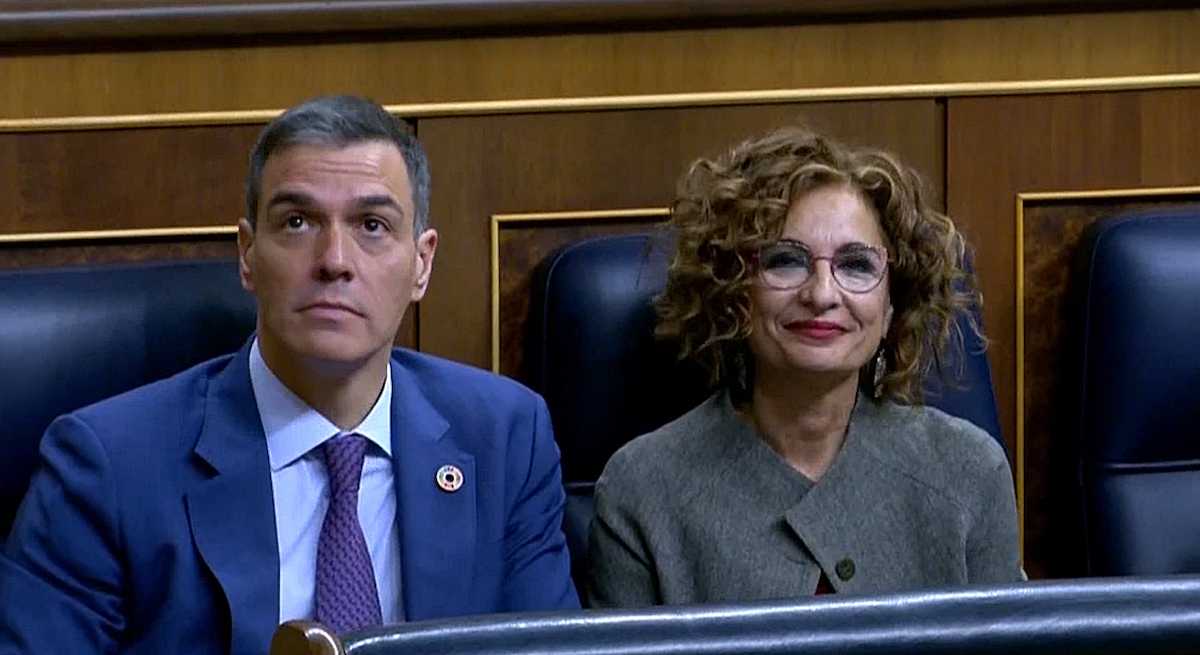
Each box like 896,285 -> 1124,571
946,88 -> 1200,578
0,124 -> 262,233
2,1 -> 1184,45
418,99 -> 943,369
2,9 -> 1197,119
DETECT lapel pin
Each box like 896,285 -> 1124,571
436,464 -> 464,492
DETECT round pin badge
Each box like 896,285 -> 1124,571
435,464 -> 464,492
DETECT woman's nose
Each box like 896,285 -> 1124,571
798,261 -> 840,309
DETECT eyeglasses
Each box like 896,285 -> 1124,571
755,240 -> 888,293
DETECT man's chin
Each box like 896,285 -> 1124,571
285,336 -> 385,373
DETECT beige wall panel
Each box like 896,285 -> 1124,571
1,9 -> 1197,119
417,99 -> 942,370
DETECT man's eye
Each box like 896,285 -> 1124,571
284,215 -> 305,230
362,217 -> 391,234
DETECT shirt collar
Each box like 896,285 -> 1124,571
249,338 -> 393,472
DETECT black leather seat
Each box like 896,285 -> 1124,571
526,232 -> 1004,594
0,259 -> 256,539
1072,207 -> 1200,575
273,575 -> 1200,655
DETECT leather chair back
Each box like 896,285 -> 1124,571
0,259 -> 256,538
272,576 -> 1200,655
1073,207 -> 1200,575
527,233 -> 1003,592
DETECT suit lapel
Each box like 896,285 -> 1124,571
389,356 -> 476,620
186,343 -> 280,654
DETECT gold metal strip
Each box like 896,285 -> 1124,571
1015,193 -> 1025,561
490,207 -> 670,373
3,73 -> 1198,133
0,225 -> 237,245
1014,184 -> 1200,564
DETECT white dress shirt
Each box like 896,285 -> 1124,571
248,339 -> 403,625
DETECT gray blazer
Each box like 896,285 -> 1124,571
587,391 -> 1022,608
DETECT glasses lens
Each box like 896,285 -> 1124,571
758,244 -> 811,288
832,247 -> 885,292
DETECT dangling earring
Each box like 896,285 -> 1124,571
872,347 -> 887,398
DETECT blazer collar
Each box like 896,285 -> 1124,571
187,340 -> 280,655
387,355 -> 450,449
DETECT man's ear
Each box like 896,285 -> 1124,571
237,218 -> 255,293
410,228 -> 439,303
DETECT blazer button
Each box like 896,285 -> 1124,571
835,558 -> 856,581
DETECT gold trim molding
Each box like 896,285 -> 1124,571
3,74 -> 1199,133
1014,184 -> 1200,557
489,207 -> 670,373
0,225 -> 237,245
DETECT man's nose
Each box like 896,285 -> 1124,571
315,222 -> 353,281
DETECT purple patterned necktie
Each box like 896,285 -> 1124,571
315,433 -> 383,634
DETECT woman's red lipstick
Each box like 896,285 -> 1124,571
786,319 -> 846,340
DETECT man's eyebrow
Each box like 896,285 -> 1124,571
356,194 -> 406,216
265,190 -> 316,211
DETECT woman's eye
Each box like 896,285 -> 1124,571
764,250 -> 809,270
839,255 -> 875,273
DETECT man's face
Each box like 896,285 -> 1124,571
238,140 -> 437,375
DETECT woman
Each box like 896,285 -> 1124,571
586,127 -> 1022,608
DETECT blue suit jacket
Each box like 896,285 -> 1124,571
0,344 -> 578,654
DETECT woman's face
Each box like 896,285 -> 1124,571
747,183 -> 893,384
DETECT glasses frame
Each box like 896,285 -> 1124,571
752,239 -> 889,294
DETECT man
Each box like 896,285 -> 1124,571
0,96 -> 578,654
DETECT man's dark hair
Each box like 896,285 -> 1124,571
244,95 -> 431,234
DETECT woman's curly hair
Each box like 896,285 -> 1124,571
655,126 -> 983,405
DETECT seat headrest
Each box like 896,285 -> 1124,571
527,234 -> 709,484
1076,207 -> 1200,465
0,259 -> 256,535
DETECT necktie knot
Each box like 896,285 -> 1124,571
322,433 -> 368,496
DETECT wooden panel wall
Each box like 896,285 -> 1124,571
2,8 -> 1197,119
946,88 -> 1200,578
417,99 -> 943,370
0,124 -> 260,234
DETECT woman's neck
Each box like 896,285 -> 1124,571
746,368 -> 860,481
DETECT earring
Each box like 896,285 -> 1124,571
734,347 -> 750,397
872,347 -> 887,398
